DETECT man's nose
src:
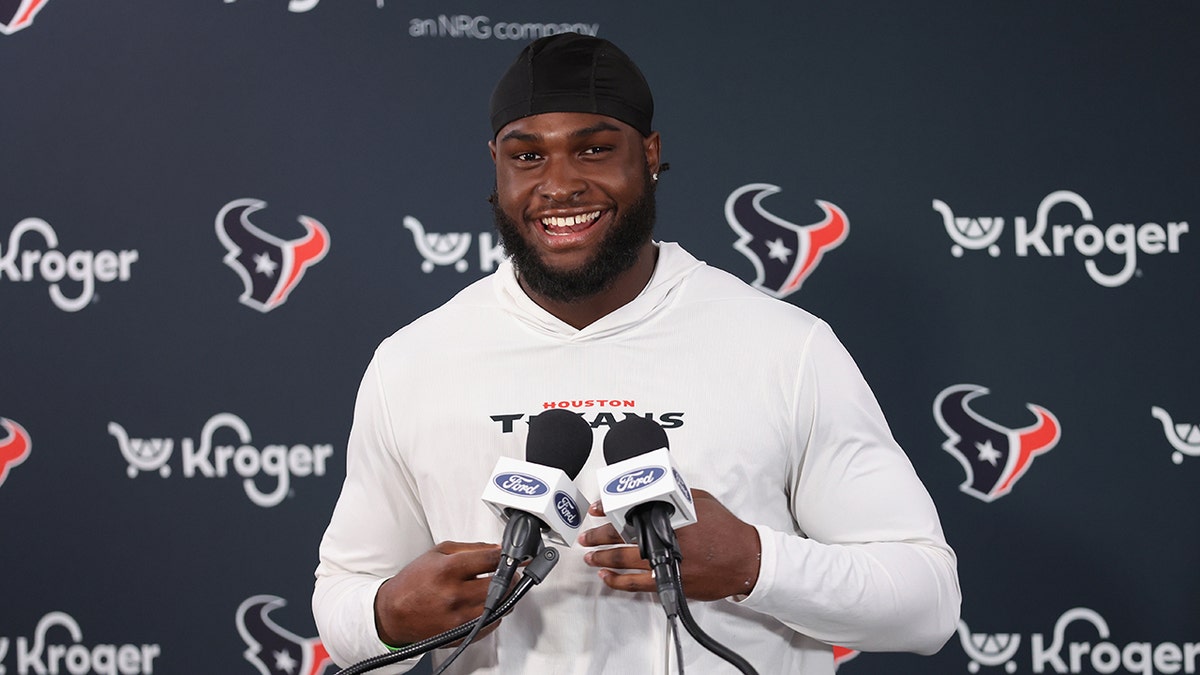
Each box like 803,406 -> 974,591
538,158 -> 587,202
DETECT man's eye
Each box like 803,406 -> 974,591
514,152 -> 541,161
583,146 -> 611,155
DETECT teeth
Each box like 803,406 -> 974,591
541,211 -> 601,229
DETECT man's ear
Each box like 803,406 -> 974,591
643,132 -> 661,175
489,139 -> 498,163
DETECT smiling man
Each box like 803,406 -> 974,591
314,33 -> 960,675
487,36 -> 663,329
488,110 -> 659,327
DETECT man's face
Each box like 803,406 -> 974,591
489,112 -> 661,303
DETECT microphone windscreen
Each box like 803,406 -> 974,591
525,409 -> 593,479
602,415 -> 669,465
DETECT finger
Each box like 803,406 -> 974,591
435,541 -> 500,555
434,581 -> 499,633
577,523 -> 623,547
436,538 -> 501,550
452,575 -> 498,606
460,572 -> 498,593
440,545 -> 503,578
598,569 -> 655,593
584,546 -> 650,571
588,500 -> 606,516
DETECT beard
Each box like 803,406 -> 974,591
491,169 -> 657,304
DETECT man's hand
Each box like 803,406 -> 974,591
577,489 -> 761,601
374,541 -> 502,647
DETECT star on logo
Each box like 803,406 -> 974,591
765,238 -> 793,262
273,649 -> 297,673
975,440 -> 1002,466
254,252 -> 279,277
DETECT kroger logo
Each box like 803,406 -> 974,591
956,607 -> 1200,674
494,472 -> 548,497
604,467 -> 666,495
108,413 -> 333,508
554,491 -> 581,528
1,218 -> 139,311
2,611 -> 162,675
933,191 -> 1188,287
403,216 -> 504,274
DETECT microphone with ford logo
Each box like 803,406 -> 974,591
597,416 -> 759,675
428,409 -> 593,675
336,409 -> 592,675
597,415 -> 697,618
478,408 -> 593,613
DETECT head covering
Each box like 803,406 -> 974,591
489,33 -> 654,137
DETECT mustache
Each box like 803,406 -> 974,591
488,169 -> 657,304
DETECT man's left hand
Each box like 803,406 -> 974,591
577,488 -> 761,601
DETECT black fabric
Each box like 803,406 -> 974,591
490,33 -> 654,136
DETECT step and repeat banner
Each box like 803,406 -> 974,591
2,2 -> 1197,674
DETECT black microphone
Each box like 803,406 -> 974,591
598,415 -> 696,617
599,415 -> 696,542
480,408 -> 593,613
598,418 -> 761,675
429,410 -> 592,675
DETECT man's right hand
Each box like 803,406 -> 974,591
374,541 -> 502,647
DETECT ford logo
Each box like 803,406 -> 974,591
673,469 -> 693,503
603,467 -> 666,495
494,472 -> 548,497
554,491 -> 582,528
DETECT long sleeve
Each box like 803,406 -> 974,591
733,321 -> 961,653
310,248 -> 961,674
313,357 -> 434,672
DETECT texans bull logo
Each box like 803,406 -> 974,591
237,595 -> 336,675
0,0 -> 50,35
216,199 -> 330,313
833,645 -> 859,670
0,417 -> 31,487
934,384 -> 1061,502
725,183 -> 848,299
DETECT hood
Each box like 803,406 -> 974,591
493,242 -> 705,341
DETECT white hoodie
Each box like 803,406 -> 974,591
313,242 -> 960,674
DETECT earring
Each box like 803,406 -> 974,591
652,173 -> 659,182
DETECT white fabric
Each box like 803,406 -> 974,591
313,242 -> 960,674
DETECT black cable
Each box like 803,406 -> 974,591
429,608 -> 489,675
333,547 -> 560,675
669,616 -> 685,675
668,557 -> 758,675
638,504 -> 683,619
430,514 -> 543,675
635,505 -> 755,673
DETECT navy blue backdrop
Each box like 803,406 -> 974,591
2,2 -> 1197,674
